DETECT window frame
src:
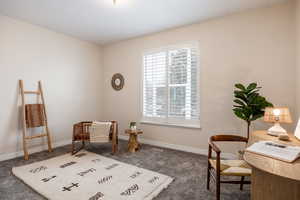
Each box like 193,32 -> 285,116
140,42 -> 201,129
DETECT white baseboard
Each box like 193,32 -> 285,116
0,136 -> 237,162
119,135 -> 237,159
0,139 -> 71,162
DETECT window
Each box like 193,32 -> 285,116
142,43 -> 200,128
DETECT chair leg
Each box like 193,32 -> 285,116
216,173 -> 220,200
71,141 -> 75,155
115,142 -> 118,153
240,176 -> 245,190
207,162 -> 211,190
72,141 -> 86,155
112,143 -> 116,154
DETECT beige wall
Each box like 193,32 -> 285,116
296,0 -> 300,119
0,15 -> 103,158
102,2 -> 296,153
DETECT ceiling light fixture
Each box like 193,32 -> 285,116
113,0 -> 116,5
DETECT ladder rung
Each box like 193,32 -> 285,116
24,91 -> 40,94
25,134 -> 47,140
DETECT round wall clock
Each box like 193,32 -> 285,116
111,73 -> 125,91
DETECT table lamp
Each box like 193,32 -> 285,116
263,107 -> 292,136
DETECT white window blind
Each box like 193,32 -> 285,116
142,44 -> 199,127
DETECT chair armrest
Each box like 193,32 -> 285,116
208,140 -> 221,154
208,139 -> 221,175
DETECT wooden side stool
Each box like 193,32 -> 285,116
125,129 -> 143,153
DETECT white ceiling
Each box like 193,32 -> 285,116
0,0 -> 288,45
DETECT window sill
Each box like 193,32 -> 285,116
140,120 -> 201,129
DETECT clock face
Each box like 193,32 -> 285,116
111,73 -> 124,91
114,79 -> 121,86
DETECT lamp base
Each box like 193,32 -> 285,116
267,123 -> 287,136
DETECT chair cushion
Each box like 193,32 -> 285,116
89,122 -> 111,143
209,159 -> 251,176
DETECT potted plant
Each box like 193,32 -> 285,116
130,122 -> 137,131
233,82 -> 273,140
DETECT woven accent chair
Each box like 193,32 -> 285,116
71,121 -> 118,155
207,135 -> 251,200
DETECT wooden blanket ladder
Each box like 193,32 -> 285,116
19,80 -> 53,160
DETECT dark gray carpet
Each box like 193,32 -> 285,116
0,140 -> 250,200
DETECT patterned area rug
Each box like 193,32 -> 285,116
12,150 -> 174,200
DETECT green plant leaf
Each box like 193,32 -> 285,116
233,108 -> 247,121
246,83 -> 257,91
234,99 -> 246,106
234,91 -> 248,103
233,105 -> 244,108
235,83 -> 246,91
247,90 -> 260,97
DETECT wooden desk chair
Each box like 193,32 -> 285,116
71,121 -> 118,155
207,135 -> 251,200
